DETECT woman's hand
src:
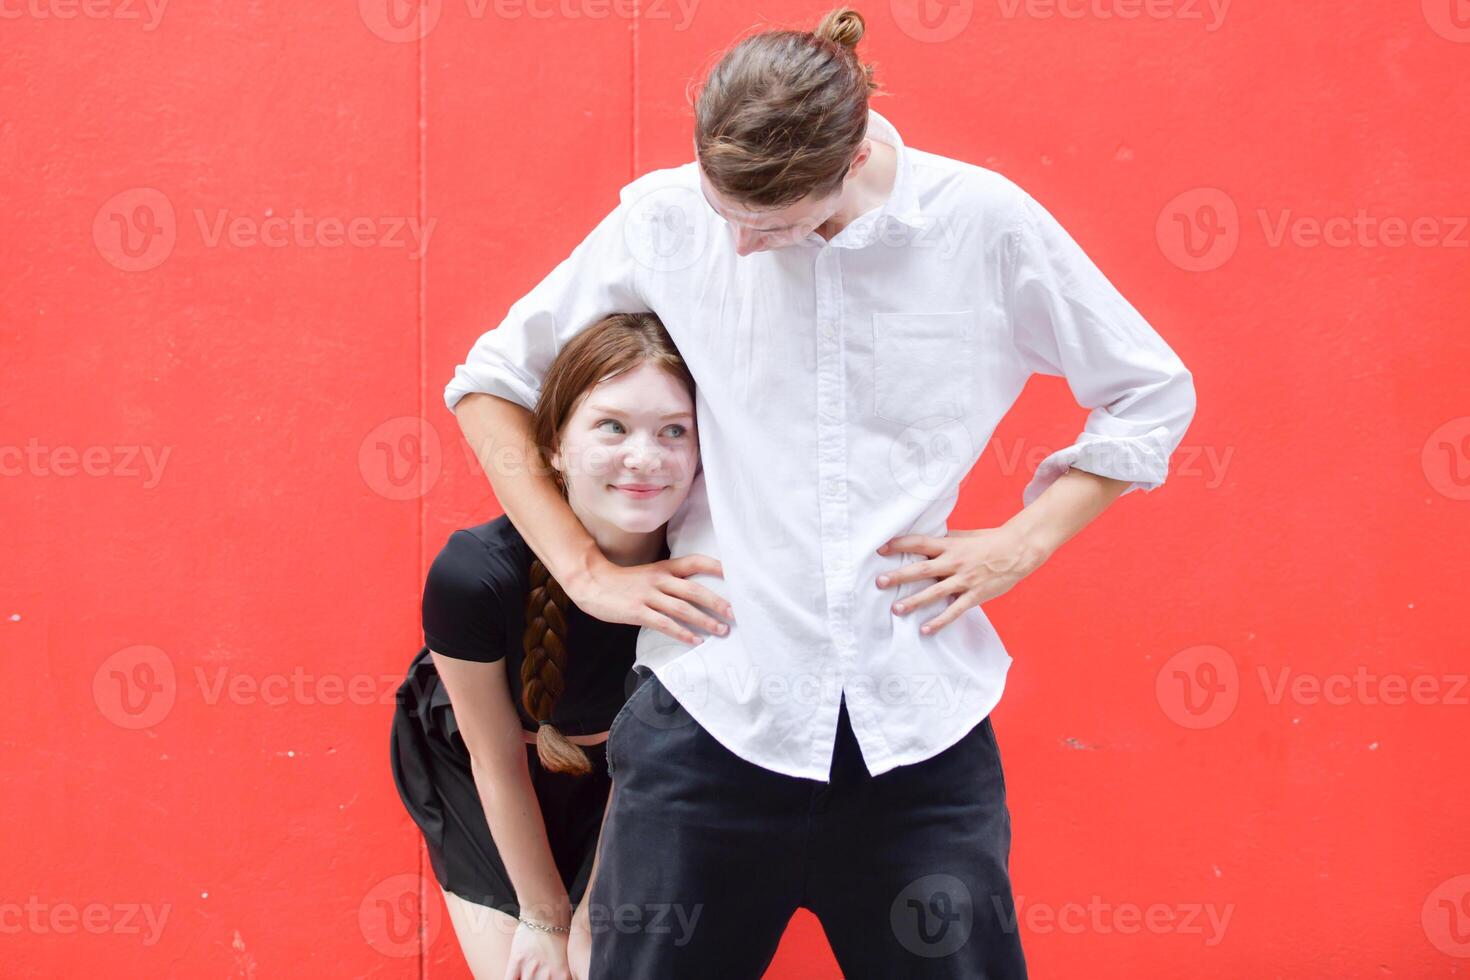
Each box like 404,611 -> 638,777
875,524 -> 1055,635
506,921 -> 574,980
565,554 -> 733,646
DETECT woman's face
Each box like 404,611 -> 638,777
550,360 -> 699,536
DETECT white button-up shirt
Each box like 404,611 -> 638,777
445,108 -> 1196,781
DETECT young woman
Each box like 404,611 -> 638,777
390,312 -> 706,980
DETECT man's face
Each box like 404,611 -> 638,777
696,166 -> 843,256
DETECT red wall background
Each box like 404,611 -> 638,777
4,1 -> 1468,976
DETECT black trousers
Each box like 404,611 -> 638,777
586,667 -> 1028,979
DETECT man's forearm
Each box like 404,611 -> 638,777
455,392 -> 606,589
1003,466 -> 1132,556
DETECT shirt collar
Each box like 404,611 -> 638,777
825,107 -> 930,248
862,107 -> 929,232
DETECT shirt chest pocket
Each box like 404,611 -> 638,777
871,310 -> 975,426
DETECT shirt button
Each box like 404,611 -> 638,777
821,324 -> 834,339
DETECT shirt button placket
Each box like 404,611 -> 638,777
812,247 -> 854,678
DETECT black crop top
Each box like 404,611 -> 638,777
421,514 -> 659,736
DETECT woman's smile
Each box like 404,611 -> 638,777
608,483 -> 666,499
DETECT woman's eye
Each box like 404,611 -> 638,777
597,419 -> 625,434
663,424 -> 688,438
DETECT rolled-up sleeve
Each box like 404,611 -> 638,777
444,193 -> 649,413
1004,188 -> 1197,507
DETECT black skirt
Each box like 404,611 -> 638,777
389,646 -> 612,917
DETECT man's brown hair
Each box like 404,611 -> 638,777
692,8 -> 883,211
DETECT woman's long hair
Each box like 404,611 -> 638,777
521,312 -> 694,775
691,7 -> 881,210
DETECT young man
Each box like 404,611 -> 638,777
445,11 -> 1195,977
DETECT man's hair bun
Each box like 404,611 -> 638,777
814,7 -> 865,48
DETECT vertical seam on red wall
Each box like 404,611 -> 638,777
631,0 -> 640,180
416,16 -> 430,980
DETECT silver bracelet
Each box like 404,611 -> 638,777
517,913 -> 570,934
